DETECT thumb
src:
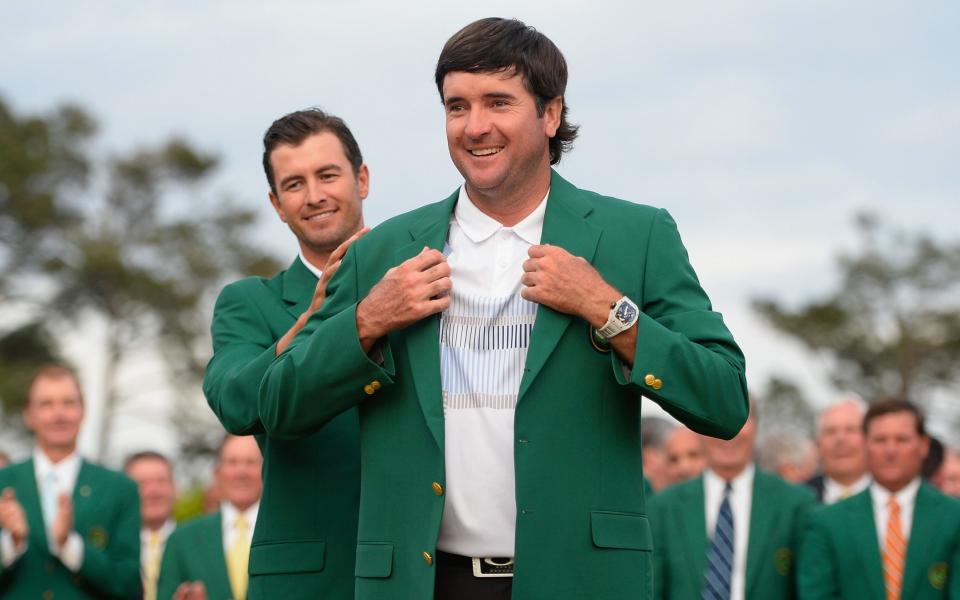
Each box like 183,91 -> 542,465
1,487 -> 14,502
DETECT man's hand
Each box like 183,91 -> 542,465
521,244 -> 619,326
173,581 -> 208,600
0,487 -> 29,549
355,247 -> 451,352
51,493 -> 73,550
276,227 -> 369,355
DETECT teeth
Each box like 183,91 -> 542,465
307,211 -> 335,220
470,147 -> 502,156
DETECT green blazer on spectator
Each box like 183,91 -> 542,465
259,170 -> 749,599
0,459 -> 141,599
649,469 -> 815,600
203,256 -> 360,599
798,483 -> 960,599
156,512 -> 231,600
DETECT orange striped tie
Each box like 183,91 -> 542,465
882,497 -> 906,600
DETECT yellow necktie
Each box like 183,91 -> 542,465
883,497 -> 906,600
143,530 -> 161,600
227,514 -> 250,600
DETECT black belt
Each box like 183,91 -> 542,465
437,550 -> 515,578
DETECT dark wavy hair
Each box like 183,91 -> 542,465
434,18 -> 579,165
262,108 -> 363,194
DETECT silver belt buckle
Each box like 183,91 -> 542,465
471,557 -> 515,578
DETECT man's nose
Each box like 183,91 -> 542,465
305,181 -> 327,205
464,107 -> 492,138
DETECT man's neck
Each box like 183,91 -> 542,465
710,463 -> 749,482
144,518 -> 170,532
299,243 -> 332,271
465,167 -> 551,227
39,444 -> 77,465
828,470 -> 866,487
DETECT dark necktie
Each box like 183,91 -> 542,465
703,482 -> 734,600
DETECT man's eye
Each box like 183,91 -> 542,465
321,174 -> 338,182
286,181 -> 301,191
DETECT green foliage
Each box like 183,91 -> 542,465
753,214 -> 960,403
0,96 -> 281,460
172,483 -> 210,524
754,375 -> 815,437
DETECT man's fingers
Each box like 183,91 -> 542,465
422,261 -> 451,282
326,227 -> 369,267
521,273 -> 538,287
406,248 -> 447,271
426,277 -> 452,298
527,245 -> 548,258
522,258 -> 538,272
1,487 -> 14,502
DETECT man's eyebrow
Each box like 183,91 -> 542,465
444,92 -> 518,106
278,164 -> 342,187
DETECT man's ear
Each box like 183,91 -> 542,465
268,191 -> 287,223
356,164 -> 370,200
543,96 -> 563,138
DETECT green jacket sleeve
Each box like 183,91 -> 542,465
204,281 -> 279,435
76,477 -> 142,598
614,208 -> 748,439
796,509 -> 841,600
647,497 -> 668,600
259,244 -> 395,438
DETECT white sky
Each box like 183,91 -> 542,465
2,1 -> 958,463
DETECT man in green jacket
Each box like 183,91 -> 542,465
650,410 -> 815,600
158,435 -> 263,600
0,364 -> 141,599
261,17 -> 748,599
798,398 -> 960,599
203,109 -> 369,599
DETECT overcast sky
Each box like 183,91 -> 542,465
2,1 -> 957,461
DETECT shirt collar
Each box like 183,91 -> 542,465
704,463 -> 756,497
453,185 -> 549,245
221,501 -> 260,528
870,477 -> 921,510
824,473 -> 871,496
297,249 -> 324,280
141,519 -> 176,543
33,447 -> 81,479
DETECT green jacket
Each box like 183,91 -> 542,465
0,458 -> 141,599
203,257 -> 360,599
648,469 -> 816,600
260,170 -> 749,599
156,512 -> 230,600
797,483 -> 960,599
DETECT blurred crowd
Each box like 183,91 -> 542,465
1,364 -> 957,599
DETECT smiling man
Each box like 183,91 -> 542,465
0,364 -> 140,599
259,18 -> 748,599
203,109 -> 368,599
798,398 -> 960,599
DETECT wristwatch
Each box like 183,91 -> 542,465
595,296 -> 639,340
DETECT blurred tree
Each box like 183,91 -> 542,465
753,214 -> 960,405
0,97 -> 281,461
754,375 -> 815,437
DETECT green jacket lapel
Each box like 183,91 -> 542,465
395,191 -> 458,452
744,470 -> 776,598
902,484 -> 938,596
281,256 -> 319,318
17,459 -> 49,554
207,511 -> 232,597
680,476 -> 708,586
518,170 -> 602,400
845,490 -> 885,598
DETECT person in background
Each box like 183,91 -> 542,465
807,396 -> 870,503
934,447 -> 960,498
759,431 -> 819,484
798,398 -> 960,599
125,451 -> 178,600
664,425 -> 707,485
642,416 -> 677,492
650,408 -> 815,600
0,451 -> 10,469
0,363 -> 141,599
157,435 -> 263,600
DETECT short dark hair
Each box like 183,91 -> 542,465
863,397 -> 926,437
435,17 -> 579,165
27,363 -> 83,405
124,450 -> 173,473
262,108 -> 363,194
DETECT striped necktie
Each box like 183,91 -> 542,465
703,482 -> 734,600
883,497 -> 906,600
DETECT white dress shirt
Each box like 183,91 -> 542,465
436,186 -> 548,557
221,501 -> 259,553
297,248 -> 324,280
1,449 -> 84,570
823,473 -> 871,505
140,519 -> 176,572
870,477 -> 920,548
703,464 -> 755,600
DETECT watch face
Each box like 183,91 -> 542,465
616,301 -> 637,323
